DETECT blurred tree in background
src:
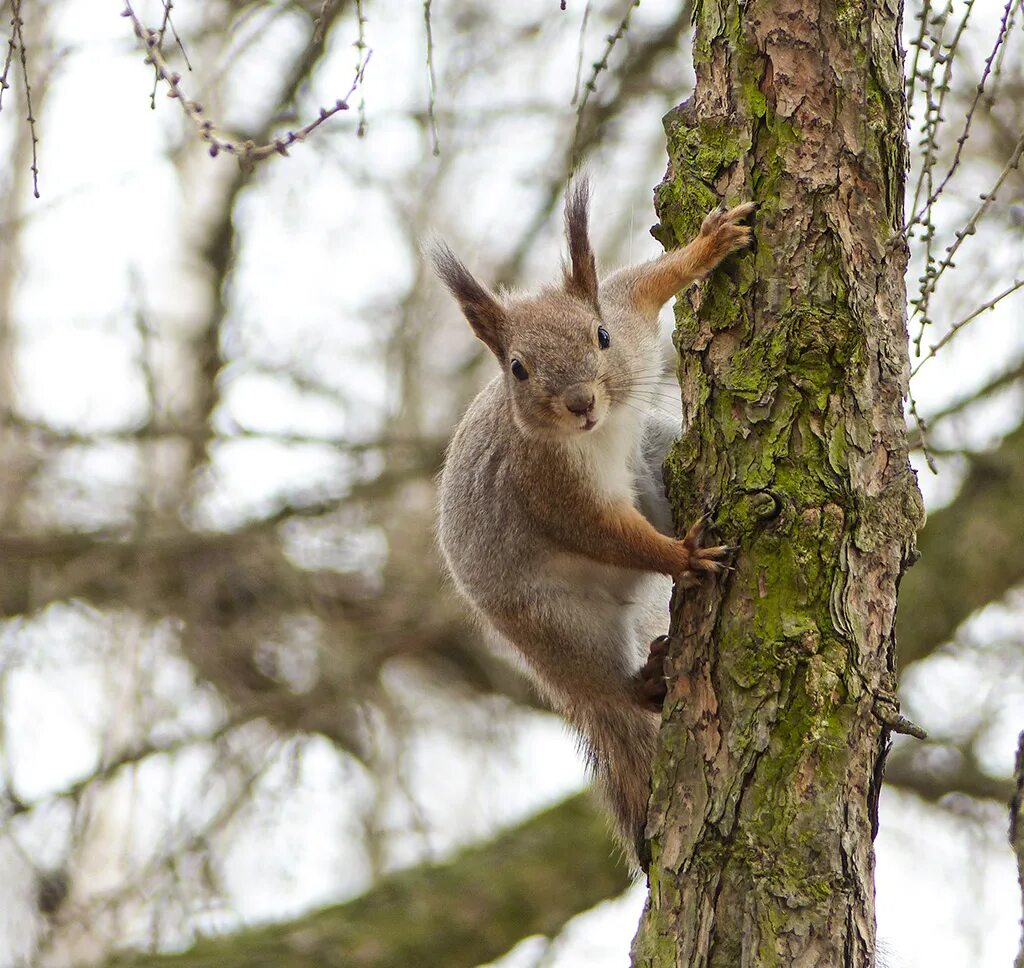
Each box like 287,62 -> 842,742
0,1 -> 1021,966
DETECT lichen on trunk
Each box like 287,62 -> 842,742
631,0 -> 924,964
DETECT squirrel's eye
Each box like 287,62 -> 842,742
597,325 -> 610,349
510,358 -> 529,381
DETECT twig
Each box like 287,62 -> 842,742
423,0 -> 440,156
573,0 -> 634,122
121,0 -> 371,167
910,126 -> 1024,321
312,0 -> 331,44
985,0 -> 1016,102
1,717 -> 247,828
907,390 -> 938,474
873,695 -> 928,740
573,0 -> 634,160
149,0 -> 192,110
907,0 -> 955,225
7,0 -> 39,197
128,266 -> 158,417
911,277 -> 1024,377
354,0 -> 368,137
570,0 -> 593,106
0,7 -> 14,113
164,4 -> 191,68
908,0 -> 958,353
905,0 -> 932,111
492,2 -> 692,290
911,356 -> 1024,440
906,0 -> 1014,237
902,0 -> 1016,352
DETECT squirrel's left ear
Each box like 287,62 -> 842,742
431,242 -> 507,360
562,177 -> 599,312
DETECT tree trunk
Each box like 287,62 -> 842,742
631,0 -> 924,964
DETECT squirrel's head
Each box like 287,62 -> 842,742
433,179 -> 656,440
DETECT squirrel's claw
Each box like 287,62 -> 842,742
675,516 -> 739,581
699,202 -> 756,259
634,635 -> 671,712
682,513 -> 710,545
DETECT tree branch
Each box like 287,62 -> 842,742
107,793 -> 630,968
897,419 -> 1024,669
884,740 -> 1016,806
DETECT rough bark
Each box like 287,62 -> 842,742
631,0 -> 924,964
106,793 -> 629,968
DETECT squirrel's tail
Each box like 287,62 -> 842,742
573,701 -> 661,870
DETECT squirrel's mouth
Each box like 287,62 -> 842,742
581,417 -> 598,432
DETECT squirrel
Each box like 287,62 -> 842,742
433,179 -> 753,868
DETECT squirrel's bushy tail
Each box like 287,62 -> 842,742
572,701 -> 661,869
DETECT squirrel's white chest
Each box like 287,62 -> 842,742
566,408 -> 642,501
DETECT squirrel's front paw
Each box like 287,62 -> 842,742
634,635 -> 670,712
699,202 -> 755,260
673,514 -> 737,580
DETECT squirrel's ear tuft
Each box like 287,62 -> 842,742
431,242 -> 507,360
562,177 -> 599,311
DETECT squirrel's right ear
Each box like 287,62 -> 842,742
562,177 -> 599,311
431,242 -> 507,360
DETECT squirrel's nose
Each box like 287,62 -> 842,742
564,386 -> 596,415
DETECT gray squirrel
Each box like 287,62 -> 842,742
433,180 -> 753,867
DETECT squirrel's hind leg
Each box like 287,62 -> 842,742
634,634 -> 670,712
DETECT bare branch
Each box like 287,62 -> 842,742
571,0 -> 641,161
0,3 -> 14,112
423,0 -> 440,156
121,0 -> 371,166
912,276 -> 1024,376
909,354 -> 1024,445
148,0 -> 191,110
104,794 -> 629,968
3,0 -> 40,197
570,0 -> 594,106
885,740 -> 1015,806
1,719 -> 246,830
898,419 -> 1024,669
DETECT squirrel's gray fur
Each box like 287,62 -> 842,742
433,180 -> 753,867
